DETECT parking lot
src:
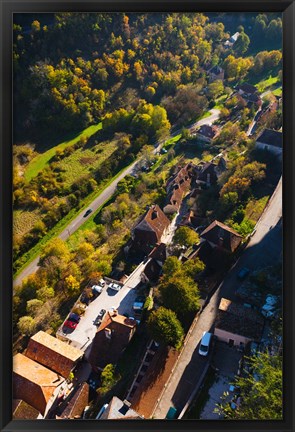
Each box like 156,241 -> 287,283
56,270 -> 146,350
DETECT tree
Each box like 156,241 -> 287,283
64,275 -> 80,294
17,316 -> 37,336
207,80 -> 224,100
98,364 -> 119,395
159,275 -> 200,325
173,226 -> 200,248
220,192 -> 239,212
162,256 -> 182,278
26,299 -> 44,316
147,307 -> 184,349
39,238 -> 71,266
233,32 -> 250,55
216,353 -> 282,419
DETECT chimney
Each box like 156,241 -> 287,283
105,328 -> 112,339
112,309 -> 118,317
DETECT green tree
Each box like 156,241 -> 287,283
207,80 -> 224,100
173,226 -> 200,248
233,32 -> 250,55
147,307 -> 184,349
159,275 -> 200,325
26,299 -> 44,316
216,353 -> 282,419
98,364 -> 119,395
162,256 -> 182,278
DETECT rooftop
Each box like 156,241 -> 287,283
133,204 -> 170,243
27,331 -> 84,362
200,220 -> 242,253
237,83 -> 258,94
101,396 -> 142,420
56,383 -> 89,419
13,399 -> 40,420
88,310 -> 136,370
197,124 -> 219,139
215,298 -> 264,340
13,353 -> 64,415
256,128 -> 282,148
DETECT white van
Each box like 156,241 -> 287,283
198,331 -> 212,356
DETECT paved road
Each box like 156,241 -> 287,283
13,161 -> 137,287
13,110 -> 220,287
152,177 -> 282,419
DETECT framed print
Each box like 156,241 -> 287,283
1,1 -> 294,432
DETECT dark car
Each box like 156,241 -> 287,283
63,320 -> 78,329
94,309 -> 106,326
237,267 -> 250,280
68,312 -> 80,323
84,208 -> 93,217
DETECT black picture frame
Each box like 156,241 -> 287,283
1,1 -> 294,431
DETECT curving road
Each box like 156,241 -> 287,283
13,109 -> 220,287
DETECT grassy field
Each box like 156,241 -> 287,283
272,87 -> 282,97
24,122 -> 102,181
13,210 -> 41,238
255,75 -> 279,93
56,140 -> 117,188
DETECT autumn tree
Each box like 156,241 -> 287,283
147,307 -> 184,349
17,316 -> 37,336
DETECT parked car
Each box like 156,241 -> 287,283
63,319 -> 78,329
91,285 -> 103,298
98,279 -> 106,287
84,208 -> 93,217
166,406 -> 177,419
68,312 -> 80,323
133,296 -> 145,311
95,403 -> 109,419
198,331 -> 213,356
109,282 -> 121,292
237,267 -> 250,280
94,309 -> 106,326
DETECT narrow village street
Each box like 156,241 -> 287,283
152,177 -> 282,419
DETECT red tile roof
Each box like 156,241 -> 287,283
12,399 -> 40,419
88,311 -> 136,371
56,383 -> 89,419
25,331 -> 84,378
13,353 -> 64,415
200,220 -> 242,252
133,205 -> 170,248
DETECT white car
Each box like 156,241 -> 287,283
98,279 -> 106,287
109,282 -> 121,292
92,285 -> 103,294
